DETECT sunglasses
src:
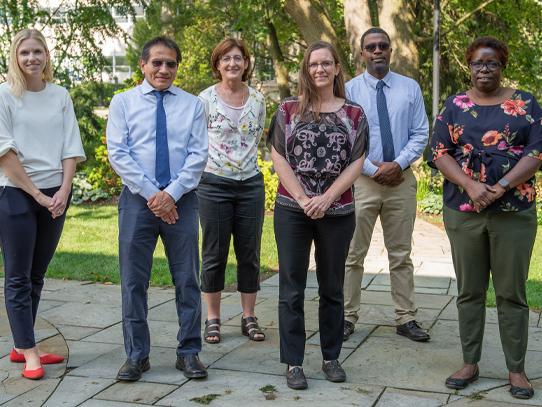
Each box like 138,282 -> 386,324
150,60 -> 178,69
364,42 -> 390,52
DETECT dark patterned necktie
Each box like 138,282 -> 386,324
376,80 -> 395,162
153,90 -> 170,188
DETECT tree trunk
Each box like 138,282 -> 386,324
266,20 -> 291,99
343,0 -> 419,79
284,0 -> 353,78
343,0 -> 372,75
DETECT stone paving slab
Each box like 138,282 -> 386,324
376,388 -> 450,406
94,381 -> 178,404
0,378 -> 60,407
54,324 -> 101,341
156,369 -> 384,407
79,400 -> 150,407
42,376 -> 115,407
39,302 -> 122,329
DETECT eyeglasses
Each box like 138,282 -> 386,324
150,60 -> 178,69
363,42 -> 390,52
469,61 -> 502,71
221,55 -> 244,64
308,60 -> 336,71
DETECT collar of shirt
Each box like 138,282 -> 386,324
362,70 -> 392,90
140,79 -> 180,96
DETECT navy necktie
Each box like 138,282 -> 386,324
154,90 -> 170,188
376,80 -> 395,162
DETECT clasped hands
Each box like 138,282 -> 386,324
372,161 -> 404,186
148,191 -> 178,224
298,194 -> 334,219
465,180 -> 506,212
35,188 -> 70,219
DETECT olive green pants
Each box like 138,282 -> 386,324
443,205 -> 537,372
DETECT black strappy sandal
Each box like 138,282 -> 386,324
241,316 -> 265,341
204,318 -> 221,344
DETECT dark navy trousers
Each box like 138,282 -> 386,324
118,187 -> 202,361
0,186 -> 67,348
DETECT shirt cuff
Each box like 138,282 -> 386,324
394,155 -> 410,170
140,182 -> 160,201
362,160 -> 379,177
164,181 -> 186,203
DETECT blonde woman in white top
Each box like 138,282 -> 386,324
0,29 -> 85,380
198,38 -> 266,344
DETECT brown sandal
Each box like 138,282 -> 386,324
204,318 -> 221,344
241,316 -> 265,341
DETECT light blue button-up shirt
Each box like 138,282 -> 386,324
346,71 -> 429,176
106,80 -> 208,201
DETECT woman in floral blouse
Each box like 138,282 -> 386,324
431,37 -> 542,400
270,41 -> 368,390
198,38 -> 266,344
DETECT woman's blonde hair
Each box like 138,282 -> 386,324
297,40 -> 345,120
7,29 -> 53,97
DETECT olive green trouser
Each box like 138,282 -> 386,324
443,205 -> 537,372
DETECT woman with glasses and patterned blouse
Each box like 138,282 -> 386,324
198,38 -> 266,345
270,41 -> 368,390
431,37 -> 542,400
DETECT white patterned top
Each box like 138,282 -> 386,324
199,85 -> 266,180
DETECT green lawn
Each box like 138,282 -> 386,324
0,205 -> 278,287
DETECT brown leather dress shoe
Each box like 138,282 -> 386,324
396,320 -> 430,342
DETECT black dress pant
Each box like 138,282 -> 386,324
274,204 -> 355,366
197,172 -> 265,293
0,186 -> 67,348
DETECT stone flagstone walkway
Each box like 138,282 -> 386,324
1,218 -> 542,406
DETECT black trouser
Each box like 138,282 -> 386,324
274,204 -> 355,366
0,186 -> 67,348
197,172 -> 265,293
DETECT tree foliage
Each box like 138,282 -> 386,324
0,0 -> 140,85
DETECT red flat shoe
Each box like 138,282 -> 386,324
22,365 -> 45,380
10,348 -> 64,364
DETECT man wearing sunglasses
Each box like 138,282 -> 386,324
343,27 -> 430,343
106,36 -> 208,381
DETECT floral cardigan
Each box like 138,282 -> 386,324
431,90 -> 542,212
199,85 -> 266,180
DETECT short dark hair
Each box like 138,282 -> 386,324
360,27 -> 391,49
211,38 -> 252,82
141,36 -> 181,63
465,36 -> 508,67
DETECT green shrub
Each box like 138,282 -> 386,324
418,192 -> 443,215
71,173 -> 110,205
413,162 -> 444,201
87,139 -> 122,196
259,153 -> 278,212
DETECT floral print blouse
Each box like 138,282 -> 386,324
271,97 -> 368,216
199,85 -> 266,180
431,90 -> 542,212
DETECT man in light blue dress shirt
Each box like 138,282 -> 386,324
106,37 -> 208,381
343,28 -> 430,343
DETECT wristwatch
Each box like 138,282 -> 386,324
498,177 -> 510,191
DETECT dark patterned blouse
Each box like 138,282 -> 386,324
270,97 -> 368,216
431,90 -> 542,212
